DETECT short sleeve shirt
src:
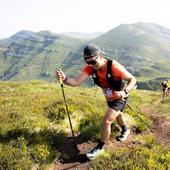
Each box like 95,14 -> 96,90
82,59 -> 127,101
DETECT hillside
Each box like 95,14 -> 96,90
0,22 -> 170,90
0,81 -> 170,169
91,22 -> 170,89
94,23 -> 170,89
0,30 -> 86,81
56,22 -> 170,90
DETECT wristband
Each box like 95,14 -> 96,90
63,75 -> 68,83
124,89 -> 129,95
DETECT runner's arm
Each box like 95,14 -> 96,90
63,72 -> 89,86
112,61 -> 136,98
114,71 -> 136,99
122,71 -> 136,93
55,68 -> 89,87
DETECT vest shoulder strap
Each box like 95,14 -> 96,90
107,59 -> 112,78
92,58 -> 124,90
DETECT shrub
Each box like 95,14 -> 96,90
0,137 -> 33,170
90,145 -> 170,170
30,144 -> 50,163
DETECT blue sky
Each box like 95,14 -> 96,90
1,0 -> 170,38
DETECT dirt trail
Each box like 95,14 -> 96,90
54,133 -> 137,170
54,98 -> 170,170
141,98 -> 170,146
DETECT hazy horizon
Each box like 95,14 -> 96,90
1,0 -> 170,39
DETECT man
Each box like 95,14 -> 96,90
167,79 -> 170,96
161,80 -> 168,99
55,44 -> 136,159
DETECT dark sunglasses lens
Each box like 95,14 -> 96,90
86,60 -> 96,65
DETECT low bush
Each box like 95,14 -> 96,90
91,145 -> 170,170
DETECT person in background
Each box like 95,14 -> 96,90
166,79 -> 170,96
55,44 -> 136,159
161,80 -> 168,99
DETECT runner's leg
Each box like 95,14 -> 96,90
101,108 -> 120,142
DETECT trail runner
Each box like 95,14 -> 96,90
55,44 -> 136,159
161,81 -> 168,99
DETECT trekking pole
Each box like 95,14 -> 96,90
58,79 -> 81,161
125,102 -> 154,132
59,79 -> 75,139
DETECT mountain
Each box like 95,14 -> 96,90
91,22 -> 170,89
92,22 -> 170,70
62,22 -> 170,89
0,30 -> 86,81
0,22 -> 170,90
58,31 -> 104,39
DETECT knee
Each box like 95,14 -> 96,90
103,118 -> 113,127
116,112 -> 123,119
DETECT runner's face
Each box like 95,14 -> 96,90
84,56 -> 98,65
84,55 -> 100,69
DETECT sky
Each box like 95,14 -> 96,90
1,0 -> 170,39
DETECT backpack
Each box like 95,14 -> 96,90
92,59 -> 125,91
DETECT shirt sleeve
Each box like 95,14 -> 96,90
82,64 -> 94,75
112,60 -> 128,78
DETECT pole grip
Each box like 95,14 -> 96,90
59,79 -> 63,85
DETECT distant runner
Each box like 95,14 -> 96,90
167,79 -> 170,96
55,44 -> 136,159
161,81 -> 168,99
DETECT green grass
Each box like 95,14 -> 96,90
0,81 -> 169,169
0,81 -> 106,169
91,144 -> 170,170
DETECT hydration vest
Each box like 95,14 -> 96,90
92,59 -> 125,91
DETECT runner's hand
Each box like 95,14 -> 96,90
55,68 -> 66,81
115,91 -> 127,99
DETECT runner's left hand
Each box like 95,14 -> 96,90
115,91 -> 126,99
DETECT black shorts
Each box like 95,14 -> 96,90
163,88 -> 168,92
107,98 -> 128,112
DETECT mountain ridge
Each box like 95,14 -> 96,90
0,22 -> 170,90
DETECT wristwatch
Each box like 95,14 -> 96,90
63,75 -> 68,83
124,89 -> 129,95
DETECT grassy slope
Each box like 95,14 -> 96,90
1,23 -> 170,91
0,34 -> 86,81
0,81 -> 169,169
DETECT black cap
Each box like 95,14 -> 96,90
83,44 -> 102,58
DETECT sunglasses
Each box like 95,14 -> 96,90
84,56 -> 98,65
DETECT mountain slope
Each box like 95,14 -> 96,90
0,30 -> 86,81
0,81 -> 170,169
0,22 -> 170,90
62,22 -> 170,89
92,22 -> 170,72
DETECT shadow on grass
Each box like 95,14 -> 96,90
0,128 -> 90,166
57,134 -> 90,165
